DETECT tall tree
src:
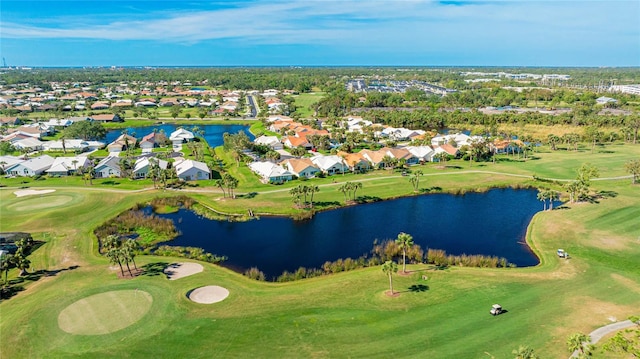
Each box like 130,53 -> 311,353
395,232 -> 414,273
381,260 -> 398,295
624,159 -> 640,184
409,170 -> 424,193
537,189 -> 548,211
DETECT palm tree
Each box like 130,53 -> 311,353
308,185 -> 319,208
290,186 -> 302,207
122,239 -> 139,271
512,345 -> 539,359
396,232 -> 414,273
351,182 -> 362,201
567,333 -> 591,357
71,159 -> 79,175
1,254 -> 14,285
536,189 -> 548,210
409,170 -> 423,192
382,260 -> 398,295
546,190 -> 559,210
103,235 -> 125,276
338,183 -> 350,203
216,179 -> 227,198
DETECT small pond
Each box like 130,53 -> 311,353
104,124 -> 253,148
156,188 -> 557,279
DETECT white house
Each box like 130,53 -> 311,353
44,118 -> 73,127
5,155 -> 54,176
381,127 -> 425,141
174,159 -> 210,181
248,161 -> 294,184
43,139 -> 103,152
132,157 -> 168,179
169,128 -> 195,146
253,135 -> 283,150
13,137 -> 44,151
94,156 -> 121,178
311,155 -> 349,175
405,145 -> 435,162
46,156 -> 90,176
0,155 -> 25,171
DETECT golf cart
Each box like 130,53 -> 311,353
557,249 -> 568,258
490,304 -> 503,316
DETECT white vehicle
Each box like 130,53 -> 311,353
490,304 -> 503,316
557,249 -> 568,258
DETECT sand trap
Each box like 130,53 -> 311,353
188,285 -> 229,304
163,262 -> 203,280
14,189 -> 56,197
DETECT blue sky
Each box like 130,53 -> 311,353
1,0 -> 638,67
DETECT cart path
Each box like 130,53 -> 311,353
0,170 -> 632,197
570,319 -> 636,358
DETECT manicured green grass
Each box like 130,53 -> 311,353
293,92 -> 325,118
0,145 -> 639,358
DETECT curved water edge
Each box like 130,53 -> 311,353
153,188 -> 559,279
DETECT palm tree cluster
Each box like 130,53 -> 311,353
215,173 -> 239,198
337,181 -> 362,203
564,163 -> 599,203
408,170 -> 423,192
101,235 -> 139,277
1,237 -> 34,287
536,188 -> 559,211
289,184 -> 320,208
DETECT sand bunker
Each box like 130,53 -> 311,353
14,189 -> 56,197
188,286 -> 230,304
163,262 -> 204,280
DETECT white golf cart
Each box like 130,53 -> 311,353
490,304 -> 503,316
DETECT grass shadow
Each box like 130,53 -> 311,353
141,262 -> 170,277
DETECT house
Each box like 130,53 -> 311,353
45,156 -> 90,176
169,128 -> 195,146
174,159 -> 210,181
338,151 -> 371,173
94,156 -> 121,178
281,158 -> 320,179
596,96 -> 618,105
91,114 -> 122,122
253,135 -> 283,151
139,132 -> 167,150
5,155 -> 54,176
311,155 -> 349,175
283,136 -> 312,150
43,118 -> 73,127
0,155 -> 25,171
90,102 -> 110,110
381,127 -> 425,141
12,137 -> 44,151
405,146 -> 435,162
0,117 -> 22,126
433,144 -> 460,159
107,134 -> 137,152
43,139 -> 103,152
385,147 -> 420,165
132,157 -> 168,179
248,161 -> 294,184
490,140 -> 523,154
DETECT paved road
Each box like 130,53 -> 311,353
570,320 -> 636,358
246,95 -> 258,118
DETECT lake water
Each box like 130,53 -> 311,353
104,124 -> 253,148
156,188 -> 555,279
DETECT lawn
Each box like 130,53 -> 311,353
293,92 -> 325,118
0,145 -> 638,358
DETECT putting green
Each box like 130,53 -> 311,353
58,290 -> 153,335
7,195 -> 75,211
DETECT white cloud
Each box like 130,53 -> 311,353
1,0 -> 637,50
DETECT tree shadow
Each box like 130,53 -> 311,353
141,262 -> 170,277
355,195 -> 382,203
597,190 -> 618,198
420,186 -> 442,193
407,284 -> 429,292
236,192 -> 258,199
0,285 -> 25,300
313,200 -> 341,207
101,180 -> 120,186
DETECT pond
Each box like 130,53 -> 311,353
156,188 -> 556,279
104,124 -> 253,148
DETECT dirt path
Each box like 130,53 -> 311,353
570,319 -> 636,358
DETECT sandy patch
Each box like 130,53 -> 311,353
163,262 -> 204,280
188,285 -> 230,304
14,189 -> 56,197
